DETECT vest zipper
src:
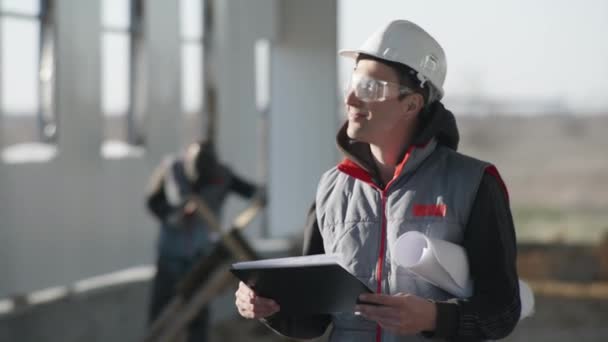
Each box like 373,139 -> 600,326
375,190 -> 388,342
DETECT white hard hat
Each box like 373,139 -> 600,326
340,20 -> 447,100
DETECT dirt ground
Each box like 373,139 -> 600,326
210,294 -> 608,342
507,295 -> 608,342
458,115 -> 608,245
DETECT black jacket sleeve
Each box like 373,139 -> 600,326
431,170 -> 521,341
145,159 -> 192,224
229,170 -> 258,199
146,188 -> 172,222
262,203 -> 332,339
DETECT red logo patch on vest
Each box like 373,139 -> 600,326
413,196 -> 447,217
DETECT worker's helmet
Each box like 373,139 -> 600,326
339,20 -> 447,100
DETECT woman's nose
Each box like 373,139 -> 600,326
345,88 -> 364,108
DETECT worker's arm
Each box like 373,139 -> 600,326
145,158 -> 190,225
429,169 -> 521,340
229,170 -> 258,199
145,160 -> 172,222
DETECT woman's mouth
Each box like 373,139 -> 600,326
349,112 -> 368,121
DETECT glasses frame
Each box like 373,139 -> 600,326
347,73 -> 413,103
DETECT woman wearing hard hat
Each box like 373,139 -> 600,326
236,20 -> 520,341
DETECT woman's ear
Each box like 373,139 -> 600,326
403,93 -> 424,115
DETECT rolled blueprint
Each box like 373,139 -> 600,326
393,231 -> 534,319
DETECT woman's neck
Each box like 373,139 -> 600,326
369,121 -> 418,185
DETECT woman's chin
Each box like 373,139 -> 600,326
346,124 -> 366,140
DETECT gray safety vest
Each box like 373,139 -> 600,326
315,139 -> 489,342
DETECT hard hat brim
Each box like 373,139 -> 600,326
339,49 -> 384,61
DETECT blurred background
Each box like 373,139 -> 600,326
0,0 -> 606,341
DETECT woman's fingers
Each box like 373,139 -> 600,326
235,282 -> 280,319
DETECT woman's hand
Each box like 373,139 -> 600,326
356,293 -> 437,335
235,281 -> 280,319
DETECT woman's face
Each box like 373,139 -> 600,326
344,59 -> 413,144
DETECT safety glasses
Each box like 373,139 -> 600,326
345,73 -> 413,103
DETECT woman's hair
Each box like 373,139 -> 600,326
194,139 -> 217,176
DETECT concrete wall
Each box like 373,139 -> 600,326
214,0 -> 339,239
0,0 -> 339,299
268,0 -> 339,237
0,0 -> 181,297
0,245 -> 296,342
0,280 -> 151,342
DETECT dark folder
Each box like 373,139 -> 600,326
230,255 -> 373,314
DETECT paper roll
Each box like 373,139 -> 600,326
393,231 -> 534,320
393,231 -> 473,298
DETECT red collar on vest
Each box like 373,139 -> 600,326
337,142 -> 429,189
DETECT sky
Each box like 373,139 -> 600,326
1,0 -> 607,116
0,0 -> 204,117
339,0 -> 608,114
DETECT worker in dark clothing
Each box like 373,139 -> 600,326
146,140 -> 258,342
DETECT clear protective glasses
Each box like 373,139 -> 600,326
345,73 -> 413,103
